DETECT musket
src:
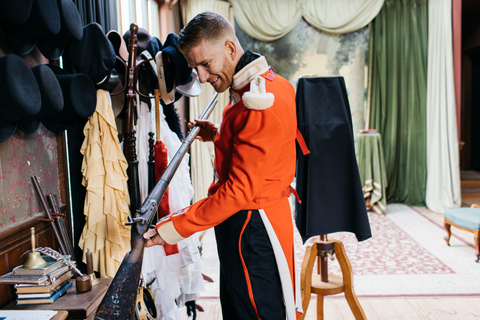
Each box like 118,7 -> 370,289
95,92 -> 218,319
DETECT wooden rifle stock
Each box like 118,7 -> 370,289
94,93 -> 218,319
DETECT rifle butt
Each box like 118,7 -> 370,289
95,233 -> 144,319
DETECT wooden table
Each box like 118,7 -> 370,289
4,278 -> 112,320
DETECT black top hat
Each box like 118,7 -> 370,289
42,65 -> 97,133
0,54 -> 41,142
37,0 -> 83,60
6,0 -> 61,56
64,22 -> 116,86
0,0 -> 33,25
18,64 -> 64,134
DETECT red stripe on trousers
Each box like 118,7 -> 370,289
238,210 -> 261,320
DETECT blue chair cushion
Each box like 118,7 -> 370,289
445,208 -> 480,231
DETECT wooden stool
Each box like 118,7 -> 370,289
444,204 -> 480,262
299,236 -> 366,320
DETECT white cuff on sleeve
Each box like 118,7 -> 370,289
157,221 -> 184,244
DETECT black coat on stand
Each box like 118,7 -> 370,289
295,76 -> 372,242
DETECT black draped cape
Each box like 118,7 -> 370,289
295,76 -> 371,242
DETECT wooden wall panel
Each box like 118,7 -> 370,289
0,20 -> 72,309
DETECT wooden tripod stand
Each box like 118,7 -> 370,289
299,235 -> 366,320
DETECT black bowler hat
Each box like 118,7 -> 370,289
64,22 -> 116,86
147,37 -> 162,58
156,33 -> 202,104
42,65 -> 96,133
18,65 -> 64,134
37,0 -> 83,60
6,0 -> 60,56
162,33 -> 192,87
0,0 -> 33,25
162,33 -> 201,97
123,27 -> 151,62
0,55 -> 41,142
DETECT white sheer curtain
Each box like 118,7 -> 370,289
180,0 -> 233,202
230,0 -> 385,41
425,0 -> 461,212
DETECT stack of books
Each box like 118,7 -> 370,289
0,256 -> 74,305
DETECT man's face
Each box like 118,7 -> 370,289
182,39 -> 236,93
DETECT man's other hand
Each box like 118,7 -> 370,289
188,119 -> 217,142
144,227 -> 166,247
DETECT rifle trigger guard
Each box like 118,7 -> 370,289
135,200 -> 158,234
125,215 -> 147,226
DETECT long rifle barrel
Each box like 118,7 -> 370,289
133,92 -> 219,234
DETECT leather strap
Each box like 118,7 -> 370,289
296,128 -> 310,155
281,186 -> 301,204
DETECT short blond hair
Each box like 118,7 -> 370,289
178,11 -> 234,53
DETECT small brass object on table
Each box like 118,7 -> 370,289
23,227 -> 47,269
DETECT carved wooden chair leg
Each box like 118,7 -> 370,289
444,219 -> 452,246
475,229 -> 480,263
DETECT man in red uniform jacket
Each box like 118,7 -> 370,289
144,11 -> 301,320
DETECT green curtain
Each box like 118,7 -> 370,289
369,0 -> 428,206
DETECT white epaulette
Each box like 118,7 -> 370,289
242,76 -> 274,110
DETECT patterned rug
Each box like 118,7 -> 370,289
201,204 -> 480,298
293,207 -> 454,276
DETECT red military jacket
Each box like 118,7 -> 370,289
155,56 -> 301,318
155,56 -> 297,246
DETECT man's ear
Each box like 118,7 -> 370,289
224,40 -> 236,60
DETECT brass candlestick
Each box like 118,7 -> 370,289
86,249 -> 99,286
23,227 -> 47,269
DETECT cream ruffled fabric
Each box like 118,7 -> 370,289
78,90 -> 131,278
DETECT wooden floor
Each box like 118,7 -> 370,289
189,296 -> 480,319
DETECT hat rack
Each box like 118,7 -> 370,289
116,21 -> 183,217
123,23 -> 142,214
114,23 -> 170,215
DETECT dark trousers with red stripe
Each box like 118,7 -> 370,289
214,210 -> 286,320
